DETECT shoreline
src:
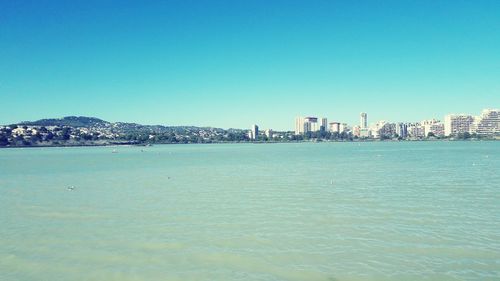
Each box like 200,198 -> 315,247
1,138 -> 498,149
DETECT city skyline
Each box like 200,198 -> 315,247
1,1 -> 499,130
292,108 -> 498,138
1,107 -> 499,132
2,108 -> 497,149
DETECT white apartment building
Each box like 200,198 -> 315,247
407,123 -> 425,138
339,123 -> 349,133
265,129 -> 273,138
471,109 -> 499,136
307,117 -> 320,132
329,122 -> 340,133
295,117 -> 305,135
421,119 -> 444,137
294,116 -> 320,134
444,114 -> 474,136
427,123 -> 444,136
248,124 -> 259,140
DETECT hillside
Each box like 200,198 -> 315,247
20,116 -> 109,127
0,116 -> 272,147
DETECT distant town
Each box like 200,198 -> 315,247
250,108 -> 499,141
0,108 -> 498,147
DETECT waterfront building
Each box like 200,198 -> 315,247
303,121 -> 311,132
329,122 -> 340,133
422,119 -> 444,137
320,118 -> 328,132
295,116 -> 319,134
372,121 -> 395,138
359,128 -> 370,138
395,123 -> 408,138
370,122 -> 381,138
352,125 -> 360,137
305,117 -> 319,132
432,123 -> 445,136
294,117 -> 303,135
249,124 -> 259,140
471,109 -> 499,136
295,117 -> 306,135
407,123 -> 425,138
444,114 -> 474,136
339,123 -> 349,133
265,129 -> 273,138
360,112 -> 367,129
426,123 -> 444,137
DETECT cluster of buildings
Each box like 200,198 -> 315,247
247,124 -> 274,140
1,120 -> 258,146
295,117 -> 350,135
292,108 -> 499,139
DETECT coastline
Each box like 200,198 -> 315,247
1,138 -> 498,149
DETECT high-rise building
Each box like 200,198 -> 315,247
305,117 -> 319,132
471,109 -> 499,136
295,116 -> 319,134
360,112 -> 367,129
320,117 -> 328,132
329,122 -> 340,133
249,124 -> 259,140
359,114 -> 369,138
395,123 -> 408,138
295,117 -> 305,135
265,129 -> 273,138
444,114 -> 474,136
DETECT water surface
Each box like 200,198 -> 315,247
1,142 -> 499,281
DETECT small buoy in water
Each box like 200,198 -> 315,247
330,180 -> 334,185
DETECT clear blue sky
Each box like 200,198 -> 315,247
1,0 -> 499,130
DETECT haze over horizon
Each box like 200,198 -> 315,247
1,0 -> 499,130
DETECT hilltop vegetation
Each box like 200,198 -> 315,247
20,116 -> 108,127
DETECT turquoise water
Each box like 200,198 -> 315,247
1,142 -> 499,281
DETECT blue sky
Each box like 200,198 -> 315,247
1,0 -> 499,130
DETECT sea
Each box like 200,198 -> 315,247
1,142 -> 499,281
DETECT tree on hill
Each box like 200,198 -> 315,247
0,135 -> 9,146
